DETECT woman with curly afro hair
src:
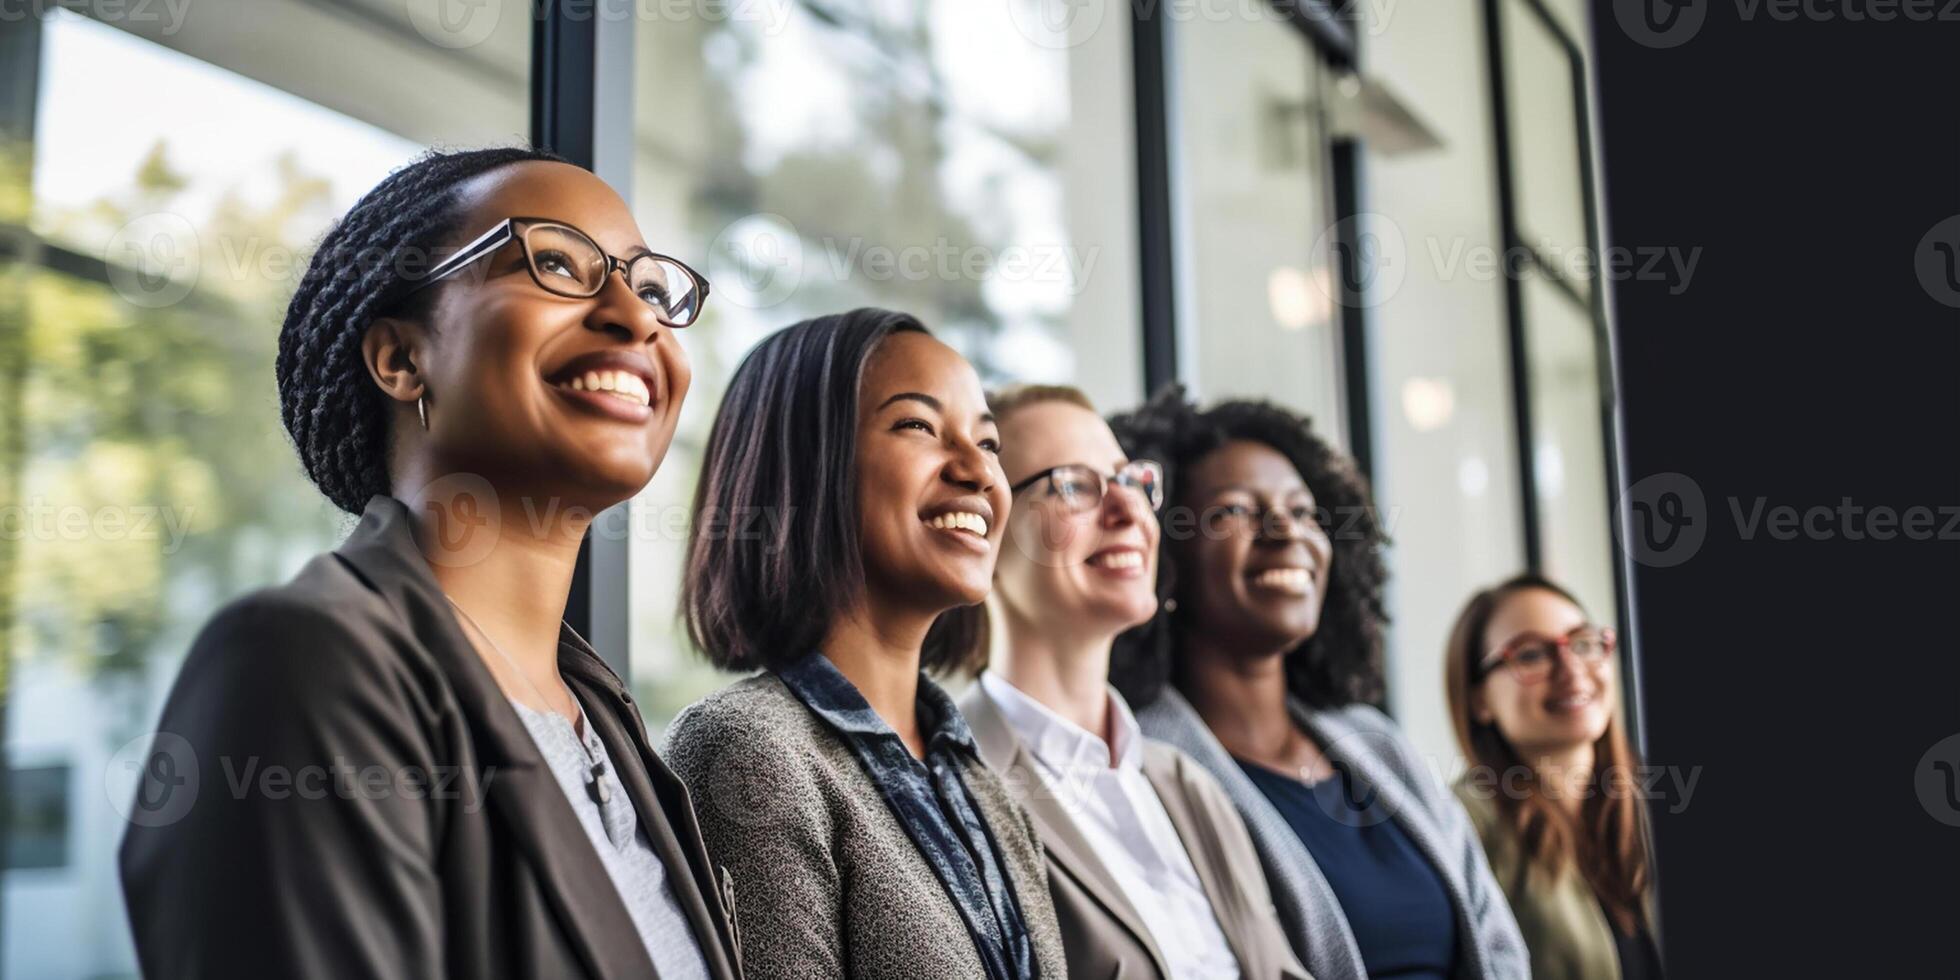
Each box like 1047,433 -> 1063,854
1107,385 -> 1528,980
119,146 -> 739,979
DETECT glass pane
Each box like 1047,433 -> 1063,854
1171,13 -> 1344,444
626,0 -> 1141,735
1501,0 -> 1591,280
1522,276 -> 1617,621
0,7 -> 527,975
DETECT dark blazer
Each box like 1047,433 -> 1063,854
957,686 -> 1311,980
118,494 -> 743,980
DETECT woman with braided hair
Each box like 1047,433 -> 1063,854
119,146 -> 742,980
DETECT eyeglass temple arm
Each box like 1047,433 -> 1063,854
404,220 -> 516,296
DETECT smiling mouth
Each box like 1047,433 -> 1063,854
554,369 -> 651,408
1087,548 -> 1144,570
1545,691 -> 1599,713
925,511 -> 990,538
1249,567 -> 1313,594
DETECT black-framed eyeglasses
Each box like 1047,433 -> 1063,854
1010,460 -> 1164,513
401,216 -> 709,327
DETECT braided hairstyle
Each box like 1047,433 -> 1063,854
276,145 -> 569,514
1107,384 -> 1391,711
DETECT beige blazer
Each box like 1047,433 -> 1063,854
958,686 -> 1311,980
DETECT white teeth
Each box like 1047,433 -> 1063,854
1250,567 -> 1312,592
1093,550 -> 1143,569
927,512 -> 989,536
560,369 -> 650,407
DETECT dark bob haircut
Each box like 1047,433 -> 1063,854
1106,384 -> 1390,710
681,307 -> 978,672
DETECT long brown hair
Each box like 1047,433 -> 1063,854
1444,573 -> 1652,935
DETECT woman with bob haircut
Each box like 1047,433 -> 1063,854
119,146 -> 739,979
1445,573 -> 1663,979
665,308 -> 1065,980
1107,385 -> 1528,980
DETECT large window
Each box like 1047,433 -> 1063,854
619,0 -> 1142,734
1170,9 -> 1346,437
1493,0 -> 1622,624
0,5 -> 528,973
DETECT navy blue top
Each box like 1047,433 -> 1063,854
1239,759 -> 1458,980
777,651 -> 1039,980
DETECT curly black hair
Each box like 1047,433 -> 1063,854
1106,384 -> 1390,710
276,144 -> 568,514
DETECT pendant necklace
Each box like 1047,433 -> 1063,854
446,596 -> 611,806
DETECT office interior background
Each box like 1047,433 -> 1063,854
0,0 -> 1631,975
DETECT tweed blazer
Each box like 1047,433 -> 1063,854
1135,689 -> 1530,980
957,684 -> 1311,980
664,673 -> 1067,980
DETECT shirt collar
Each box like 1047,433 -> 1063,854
977,670 -> 1141,773
777,650 -> 977,754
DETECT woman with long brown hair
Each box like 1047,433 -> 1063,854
1445,573 -> 1663,979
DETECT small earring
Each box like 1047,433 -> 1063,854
1163,597 -> 1178,613
417,394 -> 429,430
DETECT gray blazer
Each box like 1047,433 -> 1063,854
958,686 -> 1311,980
1135,689 -> 1530,980
664,673 -> 1067,980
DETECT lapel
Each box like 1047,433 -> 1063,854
961,687 -> 1172,977
1138,746 -> 1260,977
560,636 -> 743,980
333,495 -> 658,980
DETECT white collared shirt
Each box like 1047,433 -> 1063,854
978,671 -> 1241,979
